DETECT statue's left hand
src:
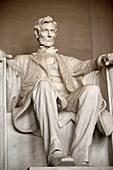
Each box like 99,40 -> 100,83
103,53 -> 113,66
97,53 -> 113,68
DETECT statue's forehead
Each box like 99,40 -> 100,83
41,22 -> 56,30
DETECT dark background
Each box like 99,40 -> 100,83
0,0 -> 113,60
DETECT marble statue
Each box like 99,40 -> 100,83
1,16 -> 113,167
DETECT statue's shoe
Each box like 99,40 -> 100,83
74,161 -> 92,166
48,156 -> 74,166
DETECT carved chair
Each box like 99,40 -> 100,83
0,54 -> 113,170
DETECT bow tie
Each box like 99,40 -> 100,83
39,46 -> 58,54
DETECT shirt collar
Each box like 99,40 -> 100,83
39,46 -> 58,54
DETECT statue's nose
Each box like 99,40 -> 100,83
48,31 -> 52,37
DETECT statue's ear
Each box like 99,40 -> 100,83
34,26 -> 39,39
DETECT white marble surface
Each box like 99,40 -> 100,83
27,167 -> 113,170
7,113 -> 46,170
6,112 -> 112,170
0,55 -> 7,170
1,16 -> 113,169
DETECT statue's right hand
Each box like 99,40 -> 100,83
0,49 -> 12,61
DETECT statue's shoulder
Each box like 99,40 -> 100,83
13,53 -> 37,66
59,54 -> 76,62
7,53 -> 34,73
59,53 -> 74,58
14,53 -> 32,62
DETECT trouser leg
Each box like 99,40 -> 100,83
32,80 -> 64,161
65,85 -> 102,164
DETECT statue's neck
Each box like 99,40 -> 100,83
39,46 -> 58,53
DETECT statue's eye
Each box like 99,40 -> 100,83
51,29 -> 55,33
42,29 -> 48,33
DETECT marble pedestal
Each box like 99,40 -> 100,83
27,167 -> 113,170
6,111 -> 113,170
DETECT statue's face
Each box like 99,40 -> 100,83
39,22 -> 56,47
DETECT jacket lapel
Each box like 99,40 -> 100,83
30,50 -> 76,92
30,50 -> 49,76
55,53 -> 76,92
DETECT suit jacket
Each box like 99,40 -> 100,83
6,50 -> 113,136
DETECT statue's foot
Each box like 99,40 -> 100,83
74,161 -> 91,166
48,156 -> 74,166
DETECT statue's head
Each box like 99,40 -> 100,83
34,16 -> 57,47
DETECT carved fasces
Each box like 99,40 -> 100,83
0,49 -> 8,170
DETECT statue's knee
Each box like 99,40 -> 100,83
38,80 -> 51,89
84,85 -> 101,98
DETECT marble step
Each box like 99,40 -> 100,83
27,167 -> 113,170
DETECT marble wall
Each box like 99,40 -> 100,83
0,0 -> 113,60
0,1 -> 113,170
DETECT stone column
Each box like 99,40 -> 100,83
0,53 -> 7,170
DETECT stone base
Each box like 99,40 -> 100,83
27,167 -> 113,170
6,113 -> 113,170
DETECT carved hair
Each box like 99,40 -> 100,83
34,16 -> 57,40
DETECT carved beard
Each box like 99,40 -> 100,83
39,37 -> 55,47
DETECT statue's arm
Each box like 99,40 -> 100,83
70,57 -> 98,77
70,53 -> 113,77
6,59 -> 22,112
6,54 -> 31,112
0,49 -> 24,112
